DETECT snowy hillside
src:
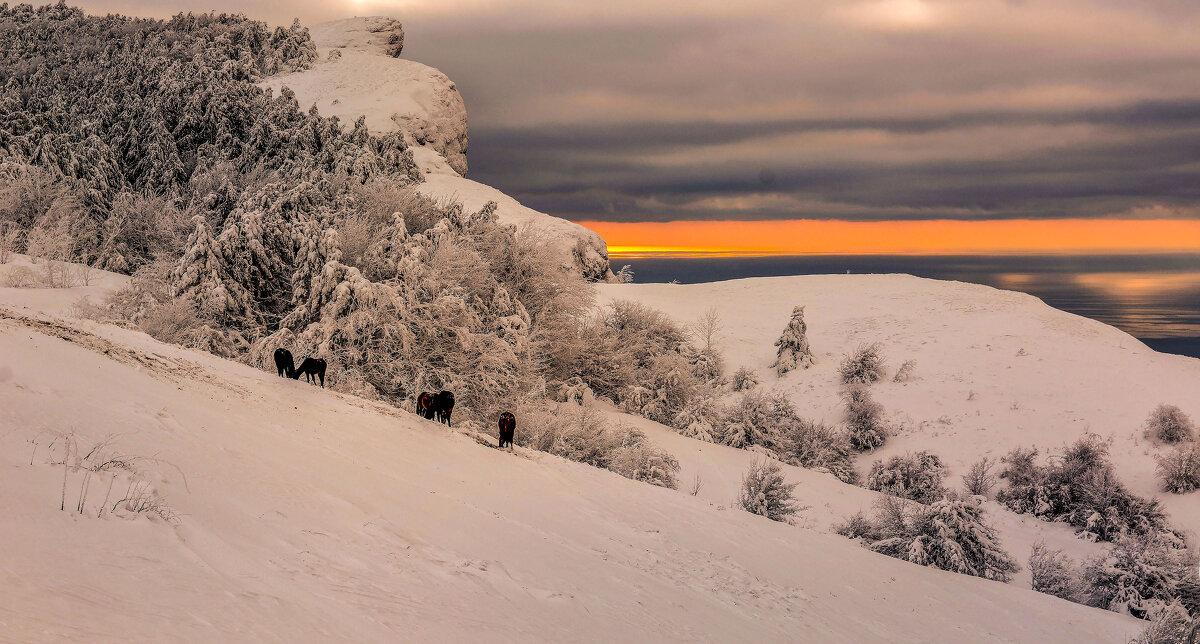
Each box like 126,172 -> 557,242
0,264 -> 1143,641
262,17 -> 613,281
597,275 -> 1200,535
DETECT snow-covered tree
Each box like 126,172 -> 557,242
738,460 -> 800,522
839,343 -> 886,385
867,451 -> 947,503
173,215 -> 255,324
772,306 -> 813,375
843,385 -> 888,451
868,497 -> 1020,582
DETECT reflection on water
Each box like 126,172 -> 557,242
615,254 -> 1200,359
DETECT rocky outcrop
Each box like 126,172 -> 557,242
262,17 -> 612,281
262,17 -> 468,176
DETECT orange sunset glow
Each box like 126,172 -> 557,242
581,218 -> 1200,257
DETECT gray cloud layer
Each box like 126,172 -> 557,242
74,0 -> 1200,222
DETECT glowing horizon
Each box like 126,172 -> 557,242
580,218 -> 1200,258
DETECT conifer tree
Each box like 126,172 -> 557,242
773,305 -> 814,375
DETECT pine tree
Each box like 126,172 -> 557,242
173,215 -> 255,324
773,305 -> 814,375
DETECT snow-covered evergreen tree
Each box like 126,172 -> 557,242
772,305 -> 813,375
173,216 -> 256,324
868,497 -> 1020,582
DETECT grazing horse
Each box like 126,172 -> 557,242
273,348 -> 294,378
416,392 -> 436,420
290,357 -> 327,387
498,412 -> 516,449
432,390 -> 455,427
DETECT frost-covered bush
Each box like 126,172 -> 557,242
866,451 -> 947,503
1028,541 -> 1083,602
516,403 -> 680,489
962,456 -> 998,498
1144,404 -> 1195,444
839,343 -> 886,385
554,377 -> 595,405
671,395 -> 722,443
621,353 -> 701,426
892,359 -> 916,383
718,390 -> 797,455
843,385 -> 888,451
738,460 -> 800,522
1129,605 -> 1195,644
844,495 -> 1019,582
997,435 -> 1174,542
1079,531 -> 1194,619
772,306 -> 813,375
730,366 -> 759,392
1155,444 -> 1200,493
786,419 -> 858,484
609,428 -> 681,490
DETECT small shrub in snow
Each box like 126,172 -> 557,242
786,419 -> 858,485
846,495 -> 1020,582
718,390 -> 796,455
730,366 -> 759,392
614,264 -> 634,283
609,428 -> 681,490
892,359 -> 916,383
839,343 -> 886,385
996,434 -> 1173,542
1079,531 -> 1193,619
833,511 -> 879,541
1129,605 -> 1195,644
866,451 -> 947,503
1155,444 -> 1200,493
517,403 -> 680,489
1028,541 -> 1082,602
962,456 -> 998,498
671,395 -> 722,443
772,306 -> 814,375
1144,404 -> 1195,444
554,376 -> 594,405
842,385 -> 887,451
738,460 -> 800,522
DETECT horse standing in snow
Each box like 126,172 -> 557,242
416,392 -> 436,420
290,357 -> 327,387
432,390 -> 455,426
273,348 -> 294,378
498,412 -> 516,449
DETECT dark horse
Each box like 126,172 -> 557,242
498,412 -> 516,449
273,348 -> 294,378
290,357 -> 327,387
416,392 -> 436,420
431,390 -> 455,426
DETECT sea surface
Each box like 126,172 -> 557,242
613,254 -> 1200,359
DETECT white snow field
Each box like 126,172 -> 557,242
261,17 -> 613,281
597,276 -> 1200,538
0,265 -> 1144,641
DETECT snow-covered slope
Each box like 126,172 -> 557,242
597,275 -> 1200,534
261,17 -> 613,281
0,268 -> 1140,641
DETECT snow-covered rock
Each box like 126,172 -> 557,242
263,17 -> 467,175
262,17 -> 612,281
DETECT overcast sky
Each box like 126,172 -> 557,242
75,0 -> 1200,224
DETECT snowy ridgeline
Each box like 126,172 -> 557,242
261,16 -> 614,281
0,260 -> 1148,642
